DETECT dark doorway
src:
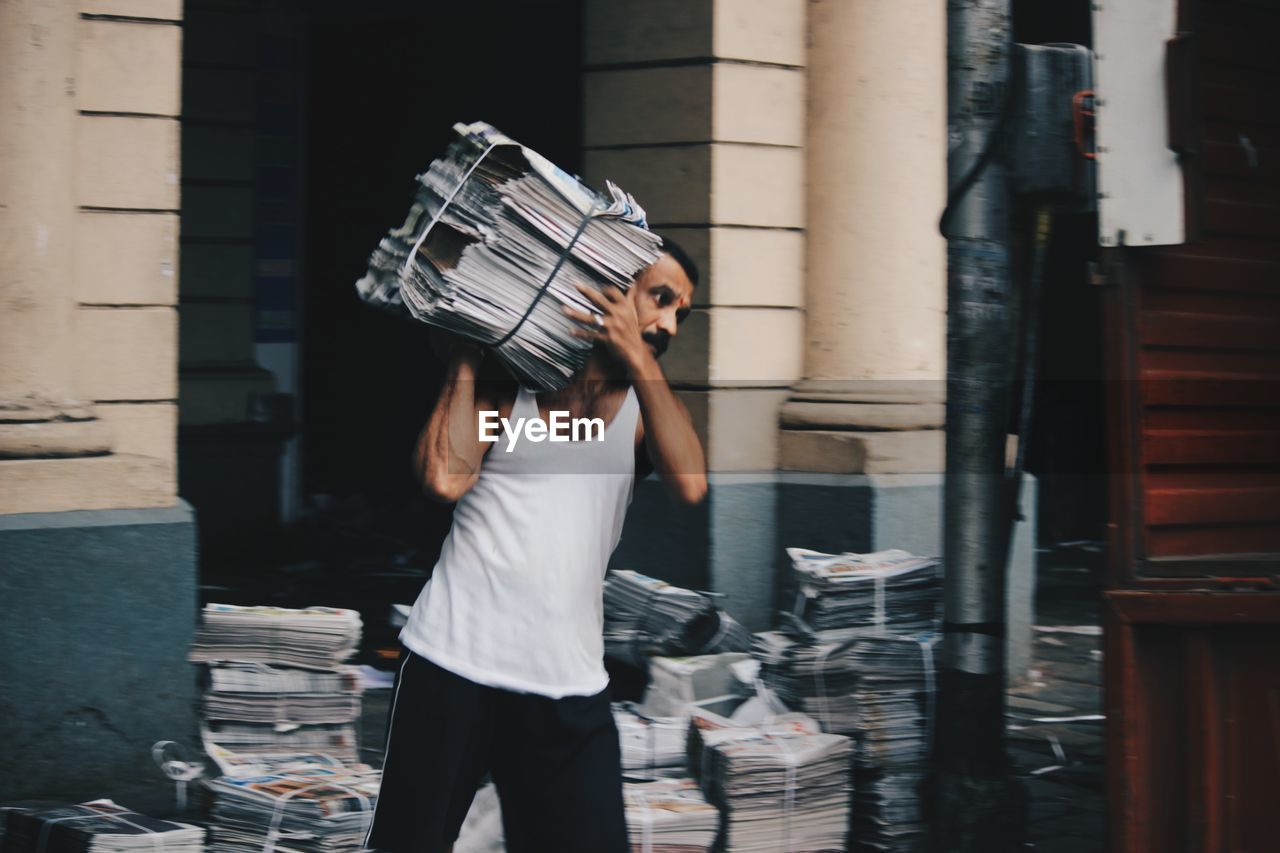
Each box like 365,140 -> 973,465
300,0 -> 585,562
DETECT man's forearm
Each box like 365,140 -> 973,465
417,346 -> 485,501
628,352 -> 707,504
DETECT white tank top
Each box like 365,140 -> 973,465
400,384 -> 639,697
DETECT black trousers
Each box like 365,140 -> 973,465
366,649 -> 629,853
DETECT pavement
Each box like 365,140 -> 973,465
355,544 -> 1110,852
1010,543 -> 1106,853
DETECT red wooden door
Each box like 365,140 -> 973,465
1102,1 -> 1280,850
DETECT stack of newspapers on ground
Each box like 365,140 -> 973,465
786,548 -> 941,635
615,703 -> 690,776
623,777 -> 720,853
189,604 -> 364,764
677,694 -> 851,853
202,749 -> 379,853
356,121 -> 664,391
698,726 -> 853,853
762,546 -> 942,853
1,800 -> 205,853
603,570 -> 753,668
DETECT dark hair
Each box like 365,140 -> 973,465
658,234 -> 699,288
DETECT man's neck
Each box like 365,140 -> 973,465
547,349 -> 628,406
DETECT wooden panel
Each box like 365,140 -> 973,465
1144,471 -> 1280,526
1200,64 -> 1280,127
1201,123 -> 1280,184
1139,376 -> 1280,407
1146,523 -> 1280,559
1140,311 -> 1280,351
1142,428 -> 1280,465
1106,594 -> 1280,852
1136,239 -> 1280,295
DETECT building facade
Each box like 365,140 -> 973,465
0,0 -> 1036,799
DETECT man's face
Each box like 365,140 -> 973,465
627,252 -> 694,358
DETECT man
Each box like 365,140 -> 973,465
367,242 -> 706,853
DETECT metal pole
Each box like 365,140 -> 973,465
930,0 -> 1025,850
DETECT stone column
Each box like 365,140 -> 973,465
0,0 -> 111,459
0,0 -> 196,804
780,0 -> 948,476
779,0 -> 1034,676
583,0 -> 807,631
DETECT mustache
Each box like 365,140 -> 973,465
642,330 -> 670,357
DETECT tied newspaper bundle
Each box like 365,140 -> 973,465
698,728 -> 853,853
604,570 -> 752,668
203,664 -> 362,727
753,631 -> 938,853
190,605 -> 364,764
614,704 -> 689,775
623,778 -> 719,853
356,121 -> 664,392
786,548 -> 940,635
203,751 -> 379,853
2,801 -> 204,853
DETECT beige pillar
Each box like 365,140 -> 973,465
780,0 -> 948,474
0,0 -> 111,458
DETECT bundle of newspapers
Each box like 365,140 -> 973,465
604,570 -> 752,668
786,548 -> 941,635
697,727 -> 853,853
190,605 -> 364,765
356,121 -> 664,391
754,630 -> 937,853
615,704 -> 690,774
623,778 -> 719,853
203,751 -> 379,853
2,800 -> 204,853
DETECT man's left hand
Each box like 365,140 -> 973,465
563,284 -> 651,370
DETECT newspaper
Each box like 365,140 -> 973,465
190,605 -> 362,671
201,723 -> 359,767
786,548 -> 941,635
2,800 -> 205,853
639,654 -> 752,717
604,571 -> 752,668
623,778 -> 718,853
698,729 -> 853,853
204,664 -> 362,727
755,630 -> 937,853
356,121 -> 664,391
614,704 -> 690,773
203,753 -> 379,853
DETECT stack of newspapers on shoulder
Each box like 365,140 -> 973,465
202,750 -> 379,853
356,121 -> 663,391
603,570 -> 753,668
190,604 -> 364,764
1,801 -> 204,853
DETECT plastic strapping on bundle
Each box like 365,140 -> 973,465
773,734 -> 799,853
261,775 -> 374,853
151,741 -> 205,812
623,702 -> 660,779
814,642 -> 838,731
35,805 -> 166,853
634,788 -> 655,853
918,634 -> 940,753
874,574 -> 887,635
630,583 -> 661,667
401,140 -> 500,277
694,611 -> 732,655
490,201 -> 604,350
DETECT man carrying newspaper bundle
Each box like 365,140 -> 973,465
362,125 -> 707,853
